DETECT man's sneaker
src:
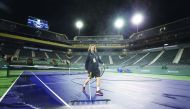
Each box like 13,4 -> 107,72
96,90 -> 103,96
82,86 -> 85,92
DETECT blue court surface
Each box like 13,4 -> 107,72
0,71 -> 190,109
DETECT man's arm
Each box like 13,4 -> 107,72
97,54 -> 104,64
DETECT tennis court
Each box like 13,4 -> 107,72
0,66 -> 190,109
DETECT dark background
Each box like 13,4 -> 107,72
0,0 -> 189,39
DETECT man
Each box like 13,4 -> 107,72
83,44 -> 104,96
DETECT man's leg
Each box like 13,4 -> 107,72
82,72 -> 92,91
96,77 -> 100,91
96,77 -> 103,96
83,77 -> 91,86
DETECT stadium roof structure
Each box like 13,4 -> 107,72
0,17 -> 190,51
73,35 -> 124,41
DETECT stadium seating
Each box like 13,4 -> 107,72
179,47 -> 190,65
19,49 -> 32,58
1,45 -> 190,67
1,18 -> 190,70
56,51 -> 67,60
33,58 -> 49,65
0,19 -> 68,43
101,55 -> 109,64
2,47 -> 16,55
124,53 -> 146,66
76,56 -> 86,65
11,59 -> 26,65
35,51 -> 46,59
46,52 -> 58,59
70,55 -> 81,64
111,55 -> 122,65
152,49 -> 178,65
134,51 -> 160,66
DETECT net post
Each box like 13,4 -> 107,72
6,65 -> 10,77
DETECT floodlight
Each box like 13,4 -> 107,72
75,20 -> 83,29
131,13 -> 144,25
114,18 -> 125,29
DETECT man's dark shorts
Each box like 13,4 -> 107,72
88,69 -> 100,78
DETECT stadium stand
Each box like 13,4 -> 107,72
35,51 -> 46,59
75,55 -> 86,65
1,44 -> 190,67
124,53 -> 147,66
56,51 -> 67,60
119,54 -> 134,65
0,18 -> 189,73
0,19 -> 69,43
179,47 -> 190,65
70,55 -> 81,64
152,49 -> 178,65
111,55 -> 121,65
134,51 -> 160,66
46,52 -> 58,59
2,47 -> 16,55
101,55 -> 110,65
19,49 -> 32,58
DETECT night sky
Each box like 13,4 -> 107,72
0,0 -> 189,39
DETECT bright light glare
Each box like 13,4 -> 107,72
114,18 -> 125,29
131,13 -> 144,25
75,20 -> 83,29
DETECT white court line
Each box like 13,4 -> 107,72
14,81 -> 69,88
31,72 -> 71,108
0,71 -> 23,102
14,84 -> 36,87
